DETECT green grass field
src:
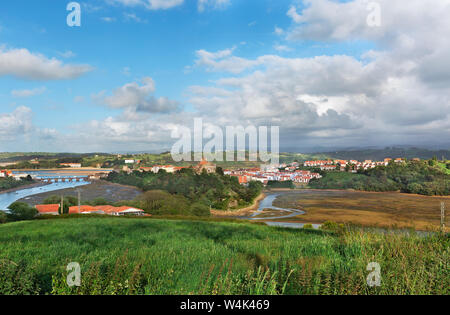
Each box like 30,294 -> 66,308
0,217 -> 448,295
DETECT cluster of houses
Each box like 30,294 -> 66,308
35,204 -> 148,217
138,159 -> 217,175
304,158 -> 407,172
139,165 -> 186,174
0,169 -> 31,180
224,165 -> 322,185
0,170 -> 13,178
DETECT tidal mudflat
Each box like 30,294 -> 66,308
265,190 -> 449,232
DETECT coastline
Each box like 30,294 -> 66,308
211,193 -> 266,218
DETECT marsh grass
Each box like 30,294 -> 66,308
0,217 -> 448,295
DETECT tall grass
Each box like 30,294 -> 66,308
0,217 -> 448,295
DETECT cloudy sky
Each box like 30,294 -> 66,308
0,0 -> 449,153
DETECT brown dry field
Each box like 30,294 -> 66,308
271,190 -> 449,232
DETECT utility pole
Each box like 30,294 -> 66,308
441,202 -> 446,234
77,189 -> 81,213
61,195 -> 64,215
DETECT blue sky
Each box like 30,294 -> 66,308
0,0 -> 449,152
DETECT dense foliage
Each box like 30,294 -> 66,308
0,177 -> 33,192
0,218 -> 448,295
106,169 -> 263,215
325,147 -> 450,161
309,160 -> 450,195
6,202 -> 38,222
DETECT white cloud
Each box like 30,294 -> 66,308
0,47 -> 92,80
98,77 -> 180,116
274,26 -> 284,35
198,0 -> 230,12
274,45 -> 292,52
0,106 -> 33,141
11,87 -> 47,98
194,47 -> 264,73
108,0 -> 184,10
109,0 -> 230,11
58,50 -> 76,58
101,17 -> 117,22
82,3 -> 102,12
188,40 -> 450,149
124,12 -> 147,23
122,67 -> 131,76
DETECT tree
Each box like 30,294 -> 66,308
407,182 -> 423,194
0,211 -> 7,224
216,167 -> 224,176
43,195 -> 77,208
7,202 -> 38,221
189,202 -> 210,217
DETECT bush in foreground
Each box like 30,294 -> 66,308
7,202 -> 38,222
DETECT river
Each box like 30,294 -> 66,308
247,193 -> 321,229
0,181 -> 90,211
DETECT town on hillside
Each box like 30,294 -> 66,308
0,156 -> 412,187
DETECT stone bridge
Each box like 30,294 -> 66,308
40,177 -> 87,183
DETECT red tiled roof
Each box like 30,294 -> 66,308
69,205 -> 97,214
93,205 -> 117,214
68,205 -> 146,215
36,204 -> 60,214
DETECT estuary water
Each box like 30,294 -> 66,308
247,193 -> 321,229
0,181 -> 90,211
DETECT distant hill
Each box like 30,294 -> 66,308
320,147 -> 450,161
1,147 -> 448,165
0,153 -> 109,163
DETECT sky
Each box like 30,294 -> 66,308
0,0 -> 449,153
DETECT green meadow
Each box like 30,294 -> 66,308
0,217 -> 448,295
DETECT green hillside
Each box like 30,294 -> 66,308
309,160 -> 450,196
324,147 -> 450,161
0,217 -> 448,295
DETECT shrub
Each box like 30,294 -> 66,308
189,202 -> 211,217
0,261 -> 40,295
320,221 -> 345,232
7,202 -> 38,221
0,211 -> 7,224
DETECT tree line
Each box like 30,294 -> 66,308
309,160 -> 450,196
